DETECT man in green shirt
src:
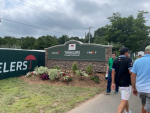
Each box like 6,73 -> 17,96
106,52 -> 118,94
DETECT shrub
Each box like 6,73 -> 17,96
72,62 -> 78,73
90,75 -> 100,83
85,64 -> 93,75
36,66 -> 49,75
54,65 -> 61,70
48,69 -> 60,81
34,66 -> 38,74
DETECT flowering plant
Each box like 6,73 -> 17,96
25,71 -> 37,77
40,74 -> 49,80
60,70 -> 69,76
62,75 -> 72,82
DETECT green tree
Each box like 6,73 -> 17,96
34,35 -> 58,50
85,32 -> 94,43
69,37 -> 80,41
21,36 -> 36,49
57,35 -> 69,44
105,11 -> 150,52
94,36 -> 108,45
3,36 -> 17,46
94,27 -> 108,45
0,37 -> 4,45
79,38 -> 84,43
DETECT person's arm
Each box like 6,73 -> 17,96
106,59 -> 110,73
130,60 -> 138,96
128,58 -> 133,75
131,73 -> 138,96
111,69 -> 116,89
111,61 -> 116,90
106,65 -> 109,74
128,69 -> 132,75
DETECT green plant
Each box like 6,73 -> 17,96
75,70 -> 82,76
60,70 -> 69,76
72,62 -> 78,73
25,71 -> 37,77
85,64 -> 93,75
48,69 -> 60,81
34,66 -> 38,73
62,75 -> 72,82
54,65 -> 61,70
36,66 -> 49,75
82,71 -> 89,77
90,75 -> 100,83
75,70 -> 89,77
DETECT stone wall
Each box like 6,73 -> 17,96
45,47 -> 112,73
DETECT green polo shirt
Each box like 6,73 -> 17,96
108,57 -> 117,71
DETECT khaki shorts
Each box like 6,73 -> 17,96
119,86 -> 131,100
139,92 -> 150,112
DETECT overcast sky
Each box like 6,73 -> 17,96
0,0 -> 150,38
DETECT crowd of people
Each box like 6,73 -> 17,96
106,47 -> 150,113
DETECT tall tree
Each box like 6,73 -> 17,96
105,11 -> 150,52
94,36 -> 108,45
69,37 -> 80,41
57,35 -> 69,44
3,36 -> 17,46
21,36 -> 36,49
94,27 -> 108,45
0,37 -> 4,45
34,35 -> 58,50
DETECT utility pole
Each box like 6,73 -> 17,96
86,26 -> 93,43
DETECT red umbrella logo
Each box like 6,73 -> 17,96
71,45 -> 74,49
25,55 -> 36,69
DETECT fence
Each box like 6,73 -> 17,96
0,48 -> 45,80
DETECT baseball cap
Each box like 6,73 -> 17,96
145,45 -> 150,51
119,47 -> 129,55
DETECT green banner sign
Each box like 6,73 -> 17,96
47,40 -> 106,61
0,49 -> 45,80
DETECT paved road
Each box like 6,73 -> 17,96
68,91 -> 141,113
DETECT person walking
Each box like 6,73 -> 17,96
111,47 -> 132,113
131,46 -> 150,113
106,52 -> 118,94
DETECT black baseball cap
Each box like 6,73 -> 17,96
119,47 -> 129,55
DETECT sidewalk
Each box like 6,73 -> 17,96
68,91 -> 141,113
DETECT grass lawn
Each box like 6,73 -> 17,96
0,77 -> 104,113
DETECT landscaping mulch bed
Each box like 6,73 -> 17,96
20,70 -> 107,89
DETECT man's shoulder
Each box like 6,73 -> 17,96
113,58 -> 119,63
134,57 -> 143,65
108,57 -> 113,62
109,57 -> 112,60
122,57 -> 131,61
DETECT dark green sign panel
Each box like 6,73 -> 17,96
47,40 -> 106,61
0,49 -> 45,80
